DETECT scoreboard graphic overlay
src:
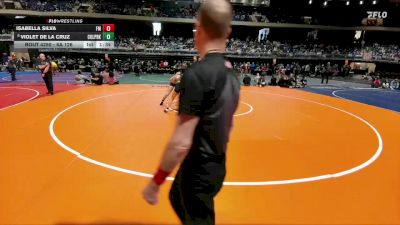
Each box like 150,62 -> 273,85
14,19 -> 115,49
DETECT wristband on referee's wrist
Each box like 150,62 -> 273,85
153,168 -> 170,186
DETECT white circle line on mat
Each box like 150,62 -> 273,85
234,101 -> 253,117
49,89 -> 383,186
0,87 -> 40,111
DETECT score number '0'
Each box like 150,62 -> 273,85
102,24 -> 115,32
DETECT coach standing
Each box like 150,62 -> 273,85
142,0 -> 240,224
38,53 -> 54,95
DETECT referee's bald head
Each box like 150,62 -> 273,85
39,53 -> 46,61
197,0 -> 232,39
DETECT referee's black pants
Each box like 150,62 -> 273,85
42,74 -> 53,93
169,155 -> 226,225
9,69 -> 16,81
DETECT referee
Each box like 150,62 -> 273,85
142,0 -> 240,224
37,53 -> 54,95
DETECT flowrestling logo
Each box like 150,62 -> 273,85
46,19 -> 84,24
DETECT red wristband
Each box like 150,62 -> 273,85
153,168 -> 170,185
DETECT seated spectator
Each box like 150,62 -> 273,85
107,72 -> 119,85
390,78 -> 400,90
243,74 -> 251,86
91,72 -> 103,85
278,74 -> 292,88
289,73 -> 297,87
373,76 -> 382,88
100,70 -> 109,83
254,73 -> 261,86
259,76 -> 267,87
269,75 -> 278,86
300,75 -> 308,87
74,71 -> 91,84
380,78 -> 389,89
57,57 -> 67,72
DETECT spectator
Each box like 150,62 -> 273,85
373,76 -> 382,88
254,73 -> 261,86
278,74 -> 292,88
106,71 -> 119,85
259,76 -> 267,87
269,75 -> 278,86
2,53 -> 8,65
382,78 -> 390,89
243,74 -> 251,86
75,71 -> 91,84
91,72 -> 103,85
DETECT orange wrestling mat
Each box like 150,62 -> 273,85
0,85 -> 399,225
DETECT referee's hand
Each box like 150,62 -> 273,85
142,180 -> 160,205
